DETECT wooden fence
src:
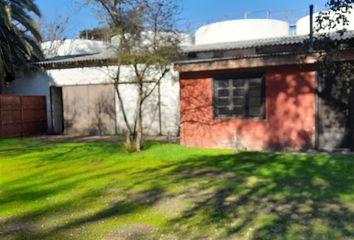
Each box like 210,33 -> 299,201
0,96 -> 47,138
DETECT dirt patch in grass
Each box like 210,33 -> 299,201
102,223 -> 156,240
154,195 -> 188,216
34,135 -> 170,144
0,219 -> 38,238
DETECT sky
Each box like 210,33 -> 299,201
35,0 -> 328,38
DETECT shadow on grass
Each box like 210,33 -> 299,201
0,187 -> 164,240
154,152 -> 354,239
0,142 -> 353,240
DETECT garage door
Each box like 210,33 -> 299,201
62,84 -> 116,135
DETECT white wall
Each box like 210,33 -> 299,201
47,67 -> 114,86
8,65 -> 180,136
113,69 -> 179,136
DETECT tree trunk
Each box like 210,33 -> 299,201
126,132 -> 133,148
114,72 -> 135,150
157,81 -> 162,136
135,87 -> 143,151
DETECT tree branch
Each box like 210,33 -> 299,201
114,65 -> 133,135
142,67 -> 169,102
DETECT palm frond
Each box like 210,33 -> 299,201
0,0 -> 42,83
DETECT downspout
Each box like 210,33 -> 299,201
315,72 -> 320,150
157,81 -> 162,136
310,4 -> 318,149
309,4 -> 315,52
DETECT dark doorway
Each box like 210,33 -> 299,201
50,87 -> 64,134
316,75 -> 353,151
350,79 -> 354,150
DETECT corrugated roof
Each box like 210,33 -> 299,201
32,31 -> 354,67
182,31 -> 354,53
32,48 -> 117,66
174,51 -> 308,65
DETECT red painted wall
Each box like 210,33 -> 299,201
180,66 -> 316,150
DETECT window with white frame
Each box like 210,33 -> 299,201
213,72 -> 265,118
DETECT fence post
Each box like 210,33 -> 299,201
20,97 -> 24,136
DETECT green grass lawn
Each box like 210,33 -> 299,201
0,138 -> 353,240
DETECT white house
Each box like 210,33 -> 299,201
4,36 -> 192,136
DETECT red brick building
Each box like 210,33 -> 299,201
175,33 -> 354,151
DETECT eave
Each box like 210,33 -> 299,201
174,50 -> 354,73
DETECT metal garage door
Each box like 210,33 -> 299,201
0,95 -> 47,137
62,84 -> 116,135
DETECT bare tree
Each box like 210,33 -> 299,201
37,16 -> 70,57
87,0 -> 181,151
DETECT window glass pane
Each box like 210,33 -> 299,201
249,79 -> 262,97
217,80 -> 229,88
233,89 -> 245,96
232,79 -> 245,87
249,106 -> 262,116
232,97 -> 245,105
249,97 -> 262,107
249,80 -> 262,86
233,106 -> 244,115
216,98 -> 230,106
249,89 -> 261,97
217,107 -> 232,115
218,89 -> 229,97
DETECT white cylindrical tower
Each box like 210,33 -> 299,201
195,19 -> 290,45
